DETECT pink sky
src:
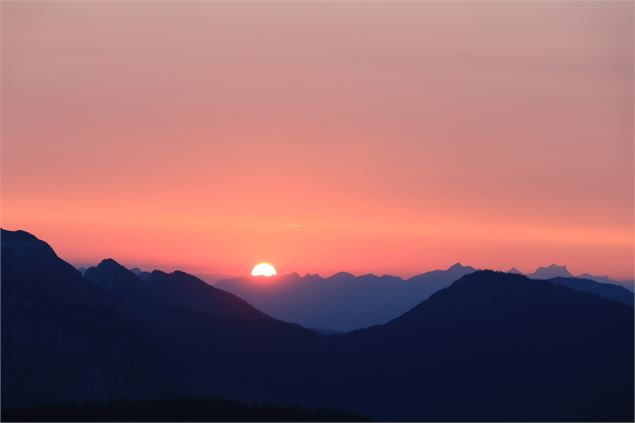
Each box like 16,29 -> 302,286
2,2 -> 633,279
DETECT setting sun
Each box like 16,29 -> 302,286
251,263 -> 277,277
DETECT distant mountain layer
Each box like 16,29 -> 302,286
527,263 -> 573,279
215,262 -> 633,331
547,276 -> 633,306
2,229 -> 633,421
579,272 -> 635,292
215,263 -> 477,331
526,264 -> 634,291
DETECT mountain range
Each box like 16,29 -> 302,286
215,263 -> 633,331
2,228 -> 633,421
526,263 -> 634,289
215,263 -> 477,331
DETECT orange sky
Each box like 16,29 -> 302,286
2,2 -> 633,279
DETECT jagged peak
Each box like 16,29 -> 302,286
447,262 -> 466,271
529,264 -> 572,279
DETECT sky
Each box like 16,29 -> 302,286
2,1 -> 633,280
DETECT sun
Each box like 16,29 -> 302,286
251,262 -> 277,277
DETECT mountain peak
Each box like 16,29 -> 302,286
1,228 -> 80,277
85,258 -> 143,291
545,264 -> 568,270
529,264 -> 572,279
447,262 -> 465,271
97,258 -> 126,269
147,270 -> 206,287
1,228 -> 59,261
89,258 -> 135,277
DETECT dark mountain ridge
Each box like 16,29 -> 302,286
2,229 -> 633,421
85,260 -> 270,320
1,230 -> 175,408
2,229 -> 318,410
316,271 -> 634,420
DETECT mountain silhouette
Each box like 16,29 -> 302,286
81,257 -> 320,409
2,229 -> 317,411
546,276 -> 633,306
2,229 -> 633,421
129,267 -> 151,281
84,258 -> 148,299
527,264 -> 572,279
318,271 -> 634,420
215,263 -> 477,331
85,260 -> 268,319
1,230 -> 175,408
580,272 -> 634,292
517,264 -> 635,293
215,262 -> 634,332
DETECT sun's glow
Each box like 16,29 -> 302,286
251,262 -> 277,277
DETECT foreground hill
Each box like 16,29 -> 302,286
316,271 -> 633,420
2,398 -> 369,422
1,230 -> 174,407
2,229 -> 633,421
2,229 -> 318,409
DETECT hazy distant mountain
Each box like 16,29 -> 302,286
580,272 -> 620,284
505,264 -> 634,306
546,277 -> 633,306
518,264 -> 635,292
197,273 -> 241,284
408,262 -> 478,283
579,272 -> 634,292
527,264 -> 572,279
2,229 -> 633,421
215,263 -> 478,331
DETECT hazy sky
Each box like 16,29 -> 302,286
2,1 -> 633,279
